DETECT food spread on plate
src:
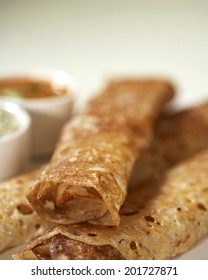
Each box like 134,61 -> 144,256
0,109 -> 20,137
0,77 -> 68,99
0,76 -> 208,260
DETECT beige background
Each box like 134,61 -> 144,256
0,0 -> 208,259
0,0 -> 208,106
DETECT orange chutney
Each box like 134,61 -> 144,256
0,77 -> 68,99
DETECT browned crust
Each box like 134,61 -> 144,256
27,79 -> 174,226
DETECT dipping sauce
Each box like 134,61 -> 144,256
0,110 -> 20,137
0,78 -> 68,99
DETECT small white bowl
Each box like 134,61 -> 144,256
0,99 -> 31,181
0,69 -> 77,158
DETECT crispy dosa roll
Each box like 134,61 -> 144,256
0,169 -> 52,253
1,102 -> 208,255
130,102 -> 208,187
27,79 -> 174,226
14,149 -> 208,260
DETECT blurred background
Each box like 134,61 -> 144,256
0,0 -> 208,107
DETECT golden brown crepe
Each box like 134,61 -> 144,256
1,102 -> 208,256
130,102 -> 208,187
0,169 -> 52,253
27,79 -> 174,226
14,149 -> 208,260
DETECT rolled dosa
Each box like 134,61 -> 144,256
14,149 -> 208,260
130,102 -> 208,187
0,169 -> 52,253
27,79 -> 174,226
1,102 -> 208,255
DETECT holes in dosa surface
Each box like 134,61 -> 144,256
197,203 -> 207,211
35,224 -> 41,229
130,241 -> 137,250
144,215 -> 155,222
17,204 -> 33,215
118,239 -> 125,244
87,233 -> 97,237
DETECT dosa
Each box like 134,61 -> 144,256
14,149 -> 208,260
0,169 -> 52,253
1,102 -> 208,254
130,102 -> 208,187
27,79 -> 174,226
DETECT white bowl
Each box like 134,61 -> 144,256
0,69 -> 77,158
0,99 -> 31,181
